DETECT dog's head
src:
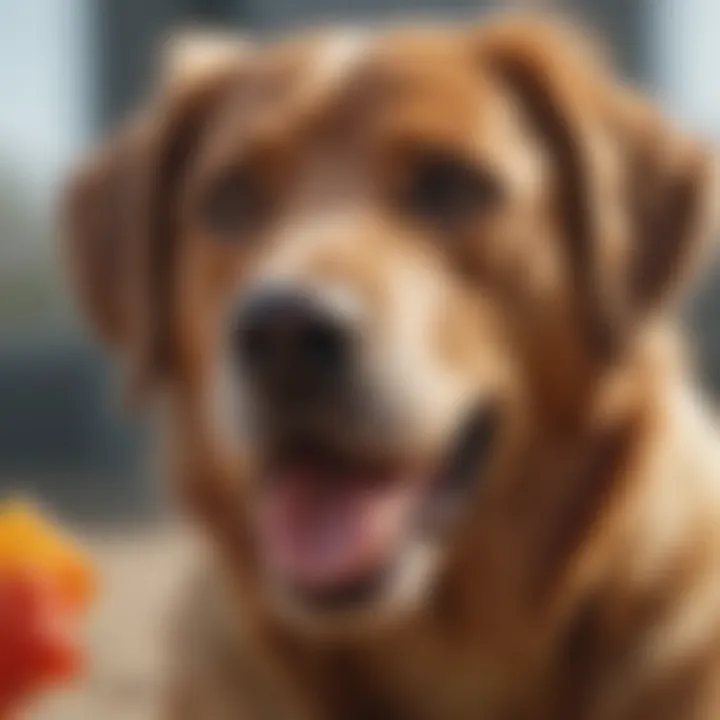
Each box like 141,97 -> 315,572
63,18 -> 716,630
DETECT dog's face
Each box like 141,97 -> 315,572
176,31 -> 531,622
64,19 -> 715,630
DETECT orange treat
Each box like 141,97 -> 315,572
0,502 -> 96,717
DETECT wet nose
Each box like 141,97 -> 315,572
232,286 -> 354,398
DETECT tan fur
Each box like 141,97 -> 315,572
63,16 -> 720,720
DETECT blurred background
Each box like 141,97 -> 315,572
1,0 -> 720,523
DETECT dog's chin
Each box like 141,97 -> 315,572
250,402 -> 500,634
265,540 -> 441,636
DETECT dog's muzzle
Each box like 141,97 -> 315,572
230,283 -> 501,614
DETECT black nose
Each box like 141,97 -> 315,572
232,287 -> 353,397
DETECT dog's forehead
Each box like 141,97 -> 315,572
297,27 -> 477,93
199,27 -> 496,165
253,26 -> 474,90
228,28 -> 476,123
300,30 -> 370,97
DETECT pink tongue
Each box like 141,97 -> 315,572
256,468 -> 417,589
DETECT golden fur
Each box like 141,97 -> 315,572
63,16 -> 720,719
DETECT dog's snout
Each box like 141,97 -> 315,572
233,287 -> 353,394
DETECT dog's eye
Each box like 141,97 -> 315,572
406,155 -> 501,226
202,168 -> 270,239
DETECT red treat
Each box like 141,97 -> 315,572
0,568 -> 84,717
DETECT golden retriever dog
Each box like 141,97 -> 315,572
63,15 -> 720,719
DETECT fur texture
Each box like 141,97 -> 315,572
63,16 -> 720,719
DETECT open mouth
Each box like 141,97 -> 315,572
252,403 -> 500,612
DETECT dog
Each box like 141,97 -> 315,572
63,15 -> 720,719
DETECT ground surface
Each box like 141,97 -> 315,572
31,525 -> 193,720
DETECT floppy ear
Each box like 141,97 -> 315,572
63,115 -> 149,352
478,18 -> 718,357
615,93 -> 718,317
62,32 -> 250,398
